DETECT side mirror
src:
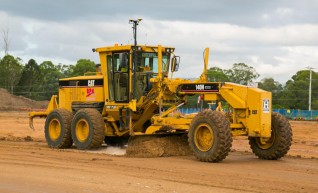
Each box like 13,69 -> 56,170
171,56 -> 180,72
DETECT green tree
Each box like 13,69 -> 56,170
0,55 -> 23,93
69,59 -> 96,77
226,63 -> 259,85
58,64 -> 73,77
258,78 -> 283,92
207,67 -> 230,82
280,70 -> 318,110
15,59 -> 41,99
38,61 -> 64,100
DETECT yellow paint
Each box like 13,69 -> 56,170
48,118 -> 61,141
29,43 -> 274,142
245,88 -> 272,138
194,123 -> 214,152
145,125 -> 162,134
75,118 -> 89,142
199,48 -> 209,82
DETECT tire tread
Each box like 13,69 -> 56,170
45,108 -> 73,149
188,109 -> 232,162
71,108 -> 104,149
249,112 -> 292,160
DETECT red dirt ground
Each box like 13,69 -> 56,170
0,111 -> 317,193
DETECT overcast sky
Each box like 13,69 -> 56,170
0,0 -> 317,83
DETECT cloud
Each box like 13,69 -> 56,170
1,1 -> 318,84
1,0 -> 318,26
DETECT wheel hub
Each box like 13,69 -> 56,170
256,128 -> 275,149
49,118 -> 61,141
194,123 -> 214,152
75,119 -> 89,142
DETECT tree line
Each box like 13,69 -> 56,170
0,54 -> 95,100
0,55 -> 317,110
205,63 -> 318,110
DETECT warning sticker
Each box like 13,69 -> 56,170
263,99 -> 270,113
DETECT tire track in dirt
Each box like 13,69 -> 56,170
1,141 -> 318,193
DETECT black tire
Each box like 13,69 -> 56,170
249,112 -> 292,160
71,108 -> 105,149
45,108 -> 73,148
104,136 -> 129,147
188,109 -> 232,162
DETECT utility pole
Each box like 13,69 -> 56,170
306,66 -> 314,111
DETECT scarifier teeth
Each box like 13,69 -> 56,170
29,117 -> 35,131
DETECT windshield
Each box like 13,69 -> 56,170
139,52 -> 170,75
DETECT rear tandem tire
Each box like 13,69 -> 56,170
45,108 -> 73,149
188,110 -> 232,162
71,108 -> 105,150
249,112 -> 292,160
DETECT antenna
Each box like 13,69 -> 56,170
129,19 -> 142,100
129,19 -> 142,47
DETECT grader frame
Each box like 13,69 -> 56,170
29,20 -> 292,162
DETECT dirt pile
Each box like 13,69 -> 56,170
0,88 -> 48,111
126,135 -> 193,157
0,135 -> 35,142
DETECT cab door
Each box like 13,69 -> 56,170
112,52 -> 130,103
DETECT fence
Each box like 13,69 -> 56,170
273,109 -> 318,121
178,108 -> 318,121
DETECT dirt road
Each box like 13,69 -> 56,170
0,112 -> 318,193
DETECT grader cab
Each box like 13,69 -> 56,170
29,20 -> 292,162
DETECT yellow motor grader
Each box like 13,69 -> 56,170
29,20 -> 292,162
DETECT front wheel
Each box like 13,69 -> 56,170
249,112 -> 292,160
188,110 -> 232,162
45,108 -> 73,148
71,109 -> 105,150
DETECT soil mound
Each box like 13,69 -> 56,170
0,135 -> 36,142
126,135 -> 193,157
0,88 -> 48,111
